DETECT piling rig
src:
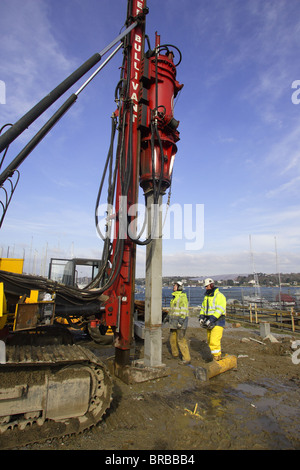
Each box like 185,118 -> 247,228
0,0 -> 183,446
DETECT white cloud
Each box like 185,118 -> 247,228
0,1 -> 76,127
160,247 -> 300,277
264,121 -> 300,174
266,176 -> 300,198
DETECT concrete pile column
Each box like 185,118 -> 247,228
144,193 -> 163,367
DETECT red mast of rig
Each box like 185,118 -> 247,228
103,0 -> 183,378
103,0 -> 147,373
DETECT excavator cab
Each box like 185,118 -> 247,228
48,257 -> 102,288
48,257 -> 113,343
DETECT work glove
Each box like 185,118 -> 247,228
177,318 -> 184,329
204,315 -> 218,329
163,314 -> 169,324
199,315 -> 205,327
203,318 -> 212,329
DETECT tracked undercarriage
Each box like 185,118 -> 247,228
0,344 -> 113,449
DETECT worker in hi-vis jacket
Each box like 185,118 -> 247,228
199,278 -> 226,361
168,280 -> 191,365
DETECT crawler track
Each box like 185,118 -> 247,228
0,344 -> 113,449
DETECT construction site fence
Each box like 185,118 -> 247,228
192,304 -> 300,334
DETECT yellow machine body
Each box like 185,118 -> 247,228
0,258 -> 24,274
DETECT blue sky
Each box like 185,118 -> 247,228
1,0 -> 300,278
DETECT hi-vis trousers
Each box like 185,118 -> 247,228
207,325 -> 224,358
170,329 -> 191,362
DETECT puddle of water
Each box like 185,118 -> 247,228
255,397 -> 279,413
235,383 -> 267,397
179,378 -> 300,449
229,379 -> 300,448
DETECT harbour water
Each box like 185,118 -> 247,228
135,285 -> 300,310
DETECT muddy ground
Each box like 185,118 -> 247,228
18,320 -> 300,451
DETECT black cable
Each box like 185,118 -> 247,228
126,45 -> 168,246
95,115 -> 117,240
90,42 -> 132,291
156,44 -> 182,67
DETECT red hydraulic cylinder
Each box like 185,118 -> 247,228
139,33 -> 183,194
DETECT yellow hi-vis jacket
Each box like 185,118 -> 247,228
169,291 -> 189,329
199,287 -> 226,327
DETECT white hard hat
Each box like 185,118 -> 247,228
204,278 -> 214,287
174,280 -> 183,290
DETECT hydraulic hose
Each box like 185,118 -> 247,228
0,94 -> 77,186
0,54 -> 101,154
0,21 -> 138,153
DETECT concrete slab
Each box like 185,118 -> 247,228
134,320 -> 145,339
112,359 -> 171,384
